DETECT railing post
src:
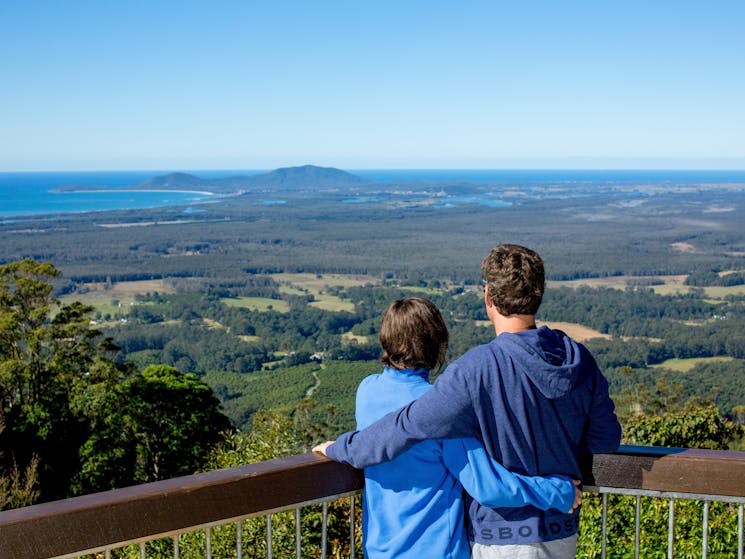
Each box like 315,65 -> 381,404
601,492 -> 608,559
295,507 -> 302,558
236,521 -> 242,559
634,495 -> 641,559
667,498 -> 674,559
321,500 -> 329,559
267,513 -> 273,559
702,500 -> 709,559
350,494 -> 356,559
739,504 -> 744,559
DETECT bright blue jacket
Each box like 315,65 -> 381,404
356,366 -> 577,559
329,327 -> 622,546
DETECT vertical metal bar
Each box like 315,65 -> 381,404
634,495 -> 641,559
667,498 -> 674,559
173,534 -> 180,559
350,495 -> 356,559
206,526 -> 212,559
601,492 -> 608,559
105,550 -> 111,559
296,507 -> 302,559
739,503 -> 744,559
267,513 -> 273,559
140,542 -> 146,559
321,501 -> 329,559
236,520 -> 243,559
702,500 -> 709,559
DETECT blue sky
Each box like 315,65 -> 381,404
1,1 -> 744,171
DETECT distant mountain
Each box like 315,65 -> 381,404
246,165 -> 368,189
55,165 -> 369,194
135,172 -> 213,191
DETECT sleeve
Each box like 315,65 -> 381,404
326,362 -> 479,468
583,365 -> 623,454
442,438 -> 577,512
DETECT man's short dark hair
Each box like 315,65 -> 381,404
379,297 -> 449,371
480,244 -> 545,316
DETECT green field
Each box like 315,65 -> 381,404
651,356 -> 735,372
549,276 -> 745,300
272,272 -> 378,290
222,296 -> 291,313
309,295 -> 355,312
273,273 -> 369,312
342,331 -> 371,344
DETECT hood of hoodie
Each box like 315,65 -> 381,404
496,325 -> 583,399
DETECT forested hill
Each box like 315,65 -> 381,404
54,165 -> 369,194
244,165 -> 369,190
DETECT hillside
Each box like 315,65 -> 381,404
244,165 -> 369,190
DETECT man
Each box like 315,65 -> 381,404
315,243 -> 621,559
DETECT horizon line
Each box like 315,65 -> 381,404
2,166 -> 745,174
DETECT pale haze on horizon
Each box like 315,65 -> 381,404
1,1 -> 744,172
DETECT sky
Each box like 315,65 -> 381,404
1,1 -> 744,171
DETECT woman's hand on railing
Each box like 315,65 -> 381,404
567,479 -> 582,514
312,441 -> 335,456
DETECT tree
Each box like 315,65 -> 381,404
623,400 -> 744,450
75,365 -> 232,492
0,259 -> 127,504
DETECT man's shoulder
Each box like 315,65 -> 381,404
456,339 -> 496,358
448,339 -> 501,372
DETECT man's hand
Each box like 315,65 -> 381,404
567,479 -> 582,514
312,440 -> 335,456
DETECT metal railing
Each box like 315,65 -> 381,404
1,445 -> 744,559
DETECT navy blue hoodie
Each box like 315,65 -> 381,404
327,326 -> 621,545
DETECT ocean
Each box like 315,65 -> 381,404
1,169 -> 744,219
0,170 -> 248,219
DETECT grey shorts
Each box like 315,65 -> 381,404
470,534 -> 577,559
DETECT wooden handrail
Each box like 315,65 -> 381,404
583,444 -> 745,498
0,453 -> 363,559
2,445 -> 745,559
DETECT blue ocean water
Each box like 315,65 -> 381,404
1,169 -> 743,218
0,170 -> 258,218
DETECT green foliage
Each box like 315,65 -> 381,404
313,361 -> 381,433
576,398 -> 744,558
203,364 -> 319,429
190,408 -> 358,559
206,397 -> 340,467
0,259 -> 127,503
578,494 -> 741,559
685,269 -> 745,287
74,365 -> 232,492
541,285 -> 722,339
612,362 -> 744,450
102,276 -> 745,434
624,401 -> 744,450
1,260 -> 234,506
85,406 -> 359,559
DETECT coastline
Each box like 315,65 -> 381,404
52,187 -> 216,196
